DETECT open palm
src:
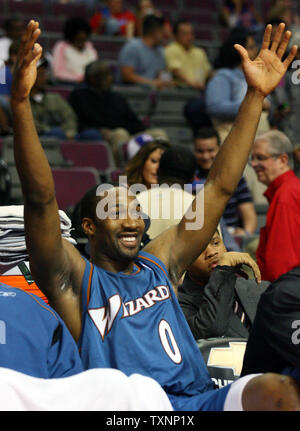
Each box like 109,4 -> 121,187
235,23 -> 298,97
11,20 -> 43,102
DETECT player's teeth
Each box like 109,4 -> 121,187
122,237 -> 135,241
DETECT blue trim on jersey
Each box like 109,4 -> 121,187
77,252 -> 231,410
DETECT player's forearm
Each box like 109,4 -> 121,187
11,98 -> 56,205
207,88 -> 264,197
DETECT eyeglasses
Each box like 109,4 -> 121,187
248,154 -> 280,163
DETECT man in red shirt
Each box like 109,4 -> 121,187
90,0 -> 136,37
250,129 -> 300,281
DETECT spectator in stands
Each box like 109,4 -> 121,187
118,14 -> 173,88
0,17 -> 24,62
178,229 -> 269,340
0,283 -> 83,378
90,0 -> 136,38
30,58 -> 78,139
193,127 -> 257,237
250,130 -> 300,282
241,264 -> 300,377
135,0 -> 172,42
165,20 -> 213,90
219,0 -> 263,32
205,27 -> 270,143
137,145 -> 196,241
52,17 -> 98,83
69,61 -> 168,164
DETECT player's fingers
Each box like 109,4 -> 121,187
23,43 -> 43,68
270,22 -> 285,52
283,45 -> 298,69
276,30 -> 292,60
243,259 -> 261,284
234,44 -> 249,63
261,24 -> 273,50
23,27 -> 41,54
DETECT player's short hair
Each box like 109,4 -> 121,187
142,14 -> 164,36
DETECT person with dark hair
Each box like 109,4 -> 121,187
11,20 -> 300,411
52,17 -> 98,83
0,17 -> 24,62
69,60 -> 168,163
118,14 -> 173,88
135,0 -> 172,41
137,145 -> 197,242
205,27 -> 270,143
90,0 -> 136,38
178,229 -> 269,340
165,20 -> 213,89
193,126 -> 257,237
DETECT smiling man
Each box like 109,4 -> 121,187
250,130 -> 300,281
10,20 -> 300,411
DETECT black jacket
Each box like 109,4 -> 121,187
69,85 -> 146,134
178,266 -> 269,340
241,265 -> 300,376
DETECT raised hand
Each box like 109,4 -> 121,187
218,252 -> 261,284
234,23 -> 298,97
11,20 -> 42,103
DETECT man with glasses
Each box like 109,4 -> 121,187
249,129 -> 300,282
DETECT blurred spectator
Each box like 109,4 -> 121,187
205,27 -> 270,143
278,32 -> 300,165
193,126 -> 257,237
0,17 -> 24,62
165,20 -> 213,90
69,61 -> 168,164
135,0 -> 172,42
250,130 -> 300,282
31,58 -> 78,139
137,145 -> 196,240
178,230 -> 269,339
219,0 -> 263,32
124,139 -> 170,188
52,17 -> 98,83
90,0 -> 136,38
118,14 -> 173,88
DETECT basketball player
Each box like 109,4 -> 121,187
11,20 -> 300,410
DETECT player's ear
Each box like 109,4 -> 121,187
82,217 -> 96,237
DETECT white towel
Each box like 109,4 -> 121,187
0,367 -> 173,411
0,206 -> 72,229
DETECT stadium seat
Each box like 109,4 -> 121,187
60,141 -> 115,172
52,167 -> 99,210
91,37 -> 126,61
51,2 -> 88,18
197,337 -> 248,389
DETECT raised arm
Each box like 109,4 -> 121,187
145,23 -> 297,284
11,21 -> 85,340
